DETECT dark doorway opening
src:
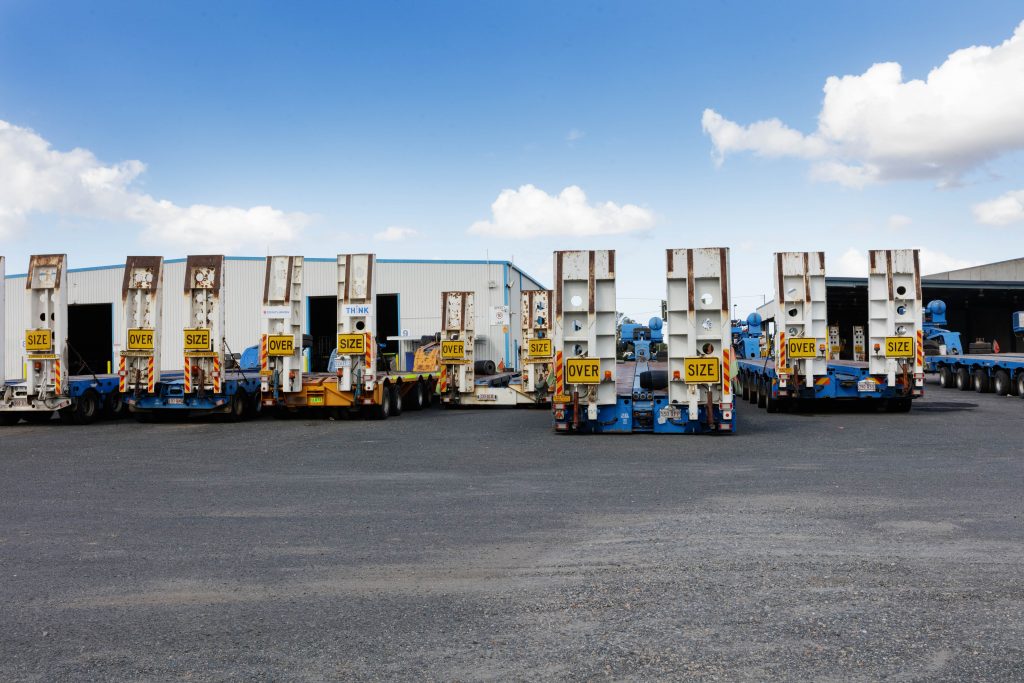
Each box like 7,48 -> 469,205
308,296 -> 336,372
377,294 -> 399,359
68,304 -> 113,375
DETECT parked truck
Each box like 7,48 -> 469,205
258,255 -> 306,408
438,289 -> 554,407
269,253 -> 439,418
735,249 -> 924,412
929,306 -> 1024,395
124,255 -> 261,420
551,248 -> 735,434
0,254 -> 121,425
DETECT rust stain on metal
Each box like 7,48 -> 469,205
554,252 -> 563,316
364,254 -> 374,303
588,250 -> 595,314
121,256 -> 162,298
886,250 -> 894,301
26,254 -> 65,290
719,248 -> 729,314
913,249 -> 922,300
183,255 -> 223,294
775,252 -> 785,304
686,249 -> 695,313
869,250 -> 877,271
803,252 -> 811,302
608,250 -> 615,276
666,249 -> 673,274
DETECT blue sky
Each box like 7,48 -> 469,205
2,1 -> 1023,318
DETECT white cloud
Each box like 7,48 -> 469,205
973,189 -> 1024,226
566,128 -> 586,142
703,21 -> 1024,187
0,119 -> 309,250
374,226 -> 417,241
832,246 -> 976,277
468,184 -> 655,238
887,214 -> 912,230
833,248 -> 869,277
919,247 -> 978,275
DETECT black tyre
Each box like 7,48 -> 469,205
765,382 -> 779,413
938,366 -> 954,389
993,370 -> 1011,396
104,391 -> 127,419
407,381 -> 426,411
390,384 -> 403,417
1016,373 -> 1024,398
72,391 -> 100,425
371,385 -> 391,420
748,378 -> 759,404
229,391 -> 248,422
972,369 -> 990,393
955,367 -> 972,391
638,371 -> 668,391
757,380 -> 767,409
740,375 -> 750,401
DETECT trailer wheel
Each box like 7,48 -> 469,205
104,391 -> 127,419
748,379 -> 759,405
972,369 -> 991,393
938,366 -> 954,389
740,375 -> 750,401
72,391 -> 100,425
993,370 -> 1011,396
765,382 -> 779,413
1016,372 -> 1024,398
757,380 -> 767,409
229,391 -> 248,422
406,380 -> 425,411
370,385 -> 391,420
390,384 -> 403,417
955,367 -> 972,391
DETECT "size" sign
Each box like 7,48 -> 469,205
183,329 -> 211,351
683,357 -> 721,384
566,358 -> 601,384
884,337 -> 914,358
127,328 -> 155,351
25,329 -> 52,352
527,338 -> 552,358
337,334 -> 366,355
266,335 -> 295,356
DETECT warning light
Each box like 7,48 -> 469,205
604,370 -> 612,381
673,370 -> 681,380
33,361 -> 42,371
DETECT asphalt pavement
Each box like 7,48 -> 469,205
1,379 -> 1022,681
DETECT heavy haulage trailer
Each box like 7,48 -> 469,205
125,255 -> 261,420
269,253 -> 439,419
551,248 -> 735,434
735,249 -> 924,412
0,254 -> 121,426
438,289 -> 554,407
926,304 -> 1024,396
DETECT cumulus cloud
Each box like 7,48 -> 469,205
973,189 -> 1024,226
468,184 -> 655,238
887,214 -> 912,230
374,226 -> 417,241
0,119 -> 309,250
703,21 -> 1024,187
832,247 -> 976,277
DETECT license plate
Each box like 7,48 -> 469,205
440,340 -> 465,361
565,358 -> 601,384
683,357 -> 721,384
857,380 -> 877,393
308,395 -> 324,405
884,336 -> 914,358
659,405 -> 681,421
787,338 -> 817,359
477,393 -> 497,401
168,398 -> 184,405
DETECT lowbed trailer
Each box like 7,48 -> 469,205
125,255 -> 262,420
931,353 -> 1024,396
1,254 -> 122,426
552,248 -> 735,434
735,249 -> 924,412
271,253 -> 439,419
438,289 -> 554,407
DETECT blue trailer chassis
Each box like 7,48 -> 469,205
930,353 -> 1024,395
1,374 -> 123,424
125,370 -> 262,419
736,358 -> 920,409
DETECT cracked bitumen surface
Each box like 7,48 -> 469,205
0,378 -> 1022,681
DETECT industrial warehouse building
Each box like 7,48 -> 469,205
3,256 -> 545,380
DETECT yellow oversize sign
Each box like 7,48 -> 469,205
683,357 -> 721,384
183,329 -> 212,351
566,358 -> 601,384
787,338 -> 817,359
267,335 -> 295,356
884,336 -> 914,358
127,328 -> 155,351
527,338 -> 553,358
25,329 -> 52,352
337,334 -> 366,355
440,340 -> 465,361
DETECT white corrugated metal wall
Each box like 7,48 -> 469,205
4,257 -> 545,378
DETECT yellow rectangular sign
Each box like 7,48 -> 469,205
683,357 -> 721,384
527,338 -> 553,358
183,328 -> 211,351
440,340 -> 465,361
266,334 -> 295,356
884,336 -> 914,358
787,337 -> 817,359
337,333 -> 366,355
25,329 -> 52,352
127,328 -> 155,351
565,358 -> 601,384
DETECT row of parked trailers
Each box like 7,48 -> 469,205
0,247 -> 927,431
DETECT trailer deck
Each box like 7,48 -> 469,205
931,352 -> 1024,395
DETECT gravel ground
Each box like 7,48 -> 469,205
0,378 -> 1022,681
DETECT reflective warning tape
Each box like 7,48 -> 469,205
722,349 -> 731,396
54,357 -> 62,394
118,355 -> 127,393
778,331 -> 786,370
184,355 -> 192,393
147,356 -> 155,393
213,356 -> 222,394
364,332 -> 372,369
260,334 -> 269,373
555,350 -> 564,396
439,365 -> 447,393
916,329 -> 924,370
815,377 -> 831,386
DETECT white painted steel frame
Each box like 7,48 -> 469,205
774,251 -> 827,388
262,255 -> 304,393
